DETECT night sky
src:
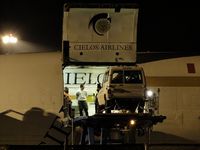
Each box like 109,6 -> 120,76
0,0 -> 200,61
138,0 -> 200,52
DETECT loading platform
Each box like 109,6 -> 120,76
72,113 -> 166,145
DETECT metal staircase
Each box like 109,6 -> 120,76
40,115 -> 72,145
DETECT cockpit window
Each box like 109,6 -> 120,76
111,70 -> 143,84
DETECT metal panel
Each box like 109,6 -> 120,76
62,5 -> 138,65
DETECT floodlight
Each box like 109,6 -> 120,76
2,34 -> 18,44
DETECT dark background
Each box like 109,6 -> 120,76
0,0 -> 200,62
0,0 -> 63,52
